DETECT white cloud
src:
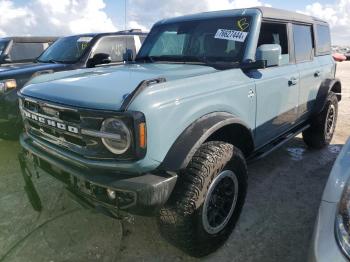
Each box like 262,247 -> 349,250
0,0 -> 272,37
127,0 -> 270,30
128,20 -> 148,32
301,0 -> 350,45
0,0 -> 117,37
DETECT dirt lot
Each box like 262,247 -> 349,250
0,62 -> 349,262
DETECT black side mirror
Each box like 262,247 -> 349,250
87,53 -> 112,67
123,49 -> 134,62
241,60 -> 267,70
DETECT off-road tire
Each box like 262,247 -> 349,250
157,141 -> 247,257
303,92 -> 338,149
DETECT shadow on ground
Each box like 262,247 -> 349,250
0,137 -> 341,262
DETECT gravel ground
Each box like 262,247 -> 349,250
0,62 -> 349,262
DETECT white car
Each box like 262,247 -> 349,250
309,138 -> 350,261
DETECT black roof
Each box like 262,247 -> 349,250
64,29 -> 148,39
0,36 -> 58,43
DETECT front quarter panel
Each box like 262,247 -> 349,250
128,68 -> 256,164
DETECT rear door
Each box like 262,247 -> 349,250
292,24 -> 323,120
254,22 -> 300,147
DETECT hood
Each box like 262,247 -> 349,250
0,63 -> 66,78
21,63 -> 218,111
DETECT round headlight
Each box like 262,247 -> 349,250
336,179 -> 350,259
100,118 -> 131,155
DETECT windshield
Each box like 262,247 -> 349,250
136,16 -> 251,66
37,36 -> 93,63
0,40 -> 9,56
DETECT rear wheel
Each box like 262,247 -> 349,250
302,92 -> 338,149
158,141 -> 247,257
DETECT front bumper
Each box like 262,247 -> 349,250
0,89 -> 22,137
19,133 -> 177,216
309,201 -> 347,262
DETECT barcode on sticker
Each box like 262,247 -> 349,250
214,29 -> 248,42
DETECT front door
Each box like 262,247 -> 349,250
253,22 -> 300,147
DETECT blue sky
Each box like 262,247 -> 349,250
0,0 -> 348,44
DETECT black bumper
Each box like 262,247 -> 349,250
19,134 -> 177,216
0,90 -> 23,138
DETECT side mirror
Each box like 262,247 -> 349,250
256,44 -> 282,67
3,54 -> 11,63
87,53 -> 112,67
123,49 -> 134,62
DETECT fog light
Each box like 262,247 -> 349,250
106,188 -> 116,200
0,79 -> 17,93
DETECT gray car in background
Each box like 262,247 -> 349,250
309,138 -> 350,261
0,36 -> 57,66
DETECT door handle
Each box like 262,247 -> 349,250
314,71 -> 321,77
288,77 -> 298,86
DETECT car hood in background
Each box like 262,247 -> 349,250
20,63 -> 218,111
0,63 -> 67,78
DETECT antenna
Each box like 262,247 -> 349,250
124,0 -> 127,31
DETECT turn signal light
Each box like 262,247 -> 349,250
139,123 -> 146,149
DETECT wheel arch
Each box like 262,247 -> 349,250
158,112 -> 254,172
313,78 -> 342,116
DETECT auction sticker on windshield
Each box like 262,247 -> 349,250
215,29 -> 248,42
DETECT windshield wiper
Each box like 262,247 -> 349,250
135,56 -> 156,63
36,59 -> 64,64
136,55 -> 240,70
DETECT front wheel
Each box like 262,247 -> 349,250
303,92 -> 338,149
157,141 -> 247,257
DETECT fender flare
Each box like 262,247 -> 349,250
158,112 -> 254,172
313,78 -> 341,116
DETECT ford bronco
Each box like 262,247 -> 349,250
18,7 -> 341,257
0,30 -> 147,138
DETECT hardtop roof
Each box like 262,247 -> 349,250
156,6 -> 328,26
257,6 -> 326,24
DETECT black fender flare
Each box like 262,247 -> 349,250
313,78 -> 341,116
158,112 -> 254,172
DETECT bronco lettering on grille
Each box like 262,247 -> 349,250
22,110 -> 79,134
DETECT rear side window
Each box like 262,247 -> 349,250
293,24 -> 314,63
9,42 -> 48,62
316,25 -> 331,55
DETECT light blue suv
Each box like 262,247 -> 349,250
18,7 -> 341,257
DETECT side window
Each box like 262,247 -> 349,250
293,24 -> 314,63
8,42 -> 47,62
92,36 -> 136,62
315,24 -> 331,55
258,23 -> 289,65
140,36 -> 147,44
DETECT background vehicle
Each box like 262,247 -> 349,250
0,36 -> 57,67
18,7 -> 341,257
0,30 -> 147,138
309,138 -> 350,262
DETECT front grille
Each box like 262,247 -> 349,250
20,96 -> 133,160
